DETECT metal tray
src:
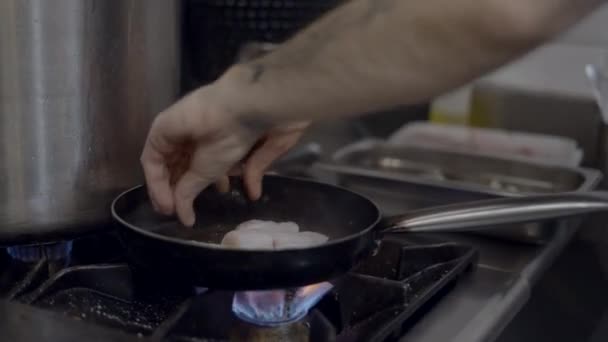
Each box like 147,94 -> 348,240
315,140 -> 603,244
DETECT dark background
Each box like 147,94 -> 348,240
181,0 -> 428,138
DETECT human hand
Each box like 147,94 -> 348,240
224,121 -> 309,200
140,85 -> 263,226
140,84 -> 308,226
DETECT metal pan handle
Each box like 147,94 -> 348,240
381,191 -> 608,234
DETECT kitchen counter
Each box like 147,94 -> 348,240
299,169 -> 582,342
0,299 -> 135,342
0,205 -> 586,342
296,122 -> 592,342
397,224 -> 578,342
329,174 -> 583,342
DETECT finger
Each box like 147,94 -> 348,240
243,141 -> 291,200
174,170 -> 211,227
215,176 -> 231,193
228,164 -> 243,176
140,96 -> 203,215
140,135 -> 175,215
150,200 -> 160,213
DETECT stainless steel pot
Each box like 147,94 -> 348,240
0,0 -> 180,244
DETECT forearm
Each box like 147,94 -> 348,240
219,0 -> 603,123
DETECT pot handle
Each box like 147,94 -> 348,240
380,191 -> 608,234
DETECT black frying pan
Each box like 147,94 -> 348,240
111,175 -> 608,290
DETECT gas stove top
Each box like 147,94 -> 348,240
1,231 -> 476,341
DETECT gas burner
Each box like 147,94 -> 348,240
232,282 -> 333,326
6,241 -> 73,263
1,233 -> 477,341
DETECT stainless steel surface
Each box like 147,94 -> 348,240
324,141 -> 601,195
399,263 -> 529,342
363,189 -> 589,342
496,227 -> 608,342
586,63 -> 608,185
383,192 -> 608,233
336,173 -> 584,342
397,219 -> 603,342
585,64 -> 608,122
0,0 -> 180,243
307,169 -> 580,342
287,122 -> 594,342
316,141 -> 602,243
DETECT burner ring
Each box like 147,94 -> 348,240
231,283 -> 333,327
232,303 -> 307,327
6,241 -> 73,263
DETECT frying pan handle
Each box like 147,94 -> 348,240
381,191 -> 608,234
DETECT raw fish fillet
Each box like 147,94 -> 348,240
273,231 -> 328,249
236,219 -> 299,234
221,220 -> 328,250
221,230 -> 274,249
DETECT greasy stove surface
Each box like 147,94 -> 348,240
1,232 -> 476,341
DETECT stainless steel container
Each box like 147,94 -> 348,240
315,140 -> 603,244
0,0 -> 180,244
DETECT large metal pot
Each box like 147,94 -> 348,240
0,0 -> 180,245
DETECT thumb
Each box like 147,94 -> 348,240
173,171 -> 211,227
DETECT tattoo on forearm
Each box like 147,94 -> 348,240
361,0 -> 395,23
248,63 -> 265,83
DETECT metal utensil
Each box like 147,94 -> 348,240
585,63 -> 608,123
585,62 -> 608,182
113,175 -> 608,290
382,192 -> 608,233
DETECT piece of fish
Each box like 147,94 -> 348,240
221,220 -> 329,250
236,219 -> 299,234
273,231 -> 329,249
221,230 -> 274,250
299,231 -> 330,244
